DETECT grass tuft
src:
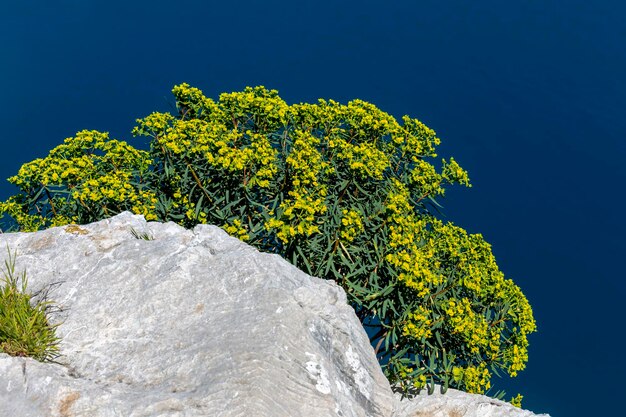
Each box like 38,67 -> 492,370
130,227 -> 154,241
0,245 -> 61,362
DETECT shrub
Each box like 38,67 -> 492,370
0,129 -> 156,232
0,246 -> 61,362
0,84 -> 536,396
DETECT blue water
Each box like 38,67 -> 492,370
2,1 -> 625,415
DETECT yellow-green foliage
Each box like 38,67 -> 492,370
0,83 -> 536,396
0,247 -> 60,362
510,393 -> 524,408
0,130 -> 156,231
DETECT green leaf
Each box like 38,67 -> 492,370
435,331 -> 444,348
193,194 -> 204,220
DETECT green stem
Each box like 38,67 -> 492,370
43,187 -> 57,217
374,331 -> 388,355
186,163 -> 213,204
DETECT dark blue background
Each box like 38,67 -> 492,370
2,1 -> 625,415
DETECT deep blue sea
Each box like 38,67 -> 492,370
2,1 -> 625,415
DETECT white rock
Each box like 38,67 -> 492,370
393,387 -> 550,417
0,212 -> 549,417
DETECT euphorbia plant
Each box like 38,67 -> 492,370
0,84 -> 536,401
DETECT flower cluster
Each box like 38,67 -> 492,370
402,305 -> 433,340
222,218 -> 250,241
408,160 -> 445,197
452,363 -> 492,393
219,85 -> 289,131
339,209 -> 364,243
510,394 -> 524,408
332,137 -> 389,180
442,157 -> 471,187
400,115 -> 441,159
445,297 -> 489,354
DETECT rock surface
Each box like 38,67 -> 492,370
393,388 -> 548,417
0,212 -> 549,417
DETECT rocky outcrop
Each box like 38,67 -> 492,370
0,212 -> 548,417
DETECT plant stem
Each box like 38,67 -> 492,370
186,163 -> 213,204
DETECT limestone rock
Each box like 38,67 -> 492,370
0,212 -> 549,417
393,388 -> 550,417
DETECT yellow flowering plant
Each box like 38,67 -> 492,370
0,84 -> 536,402
0,130 -> 156,231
